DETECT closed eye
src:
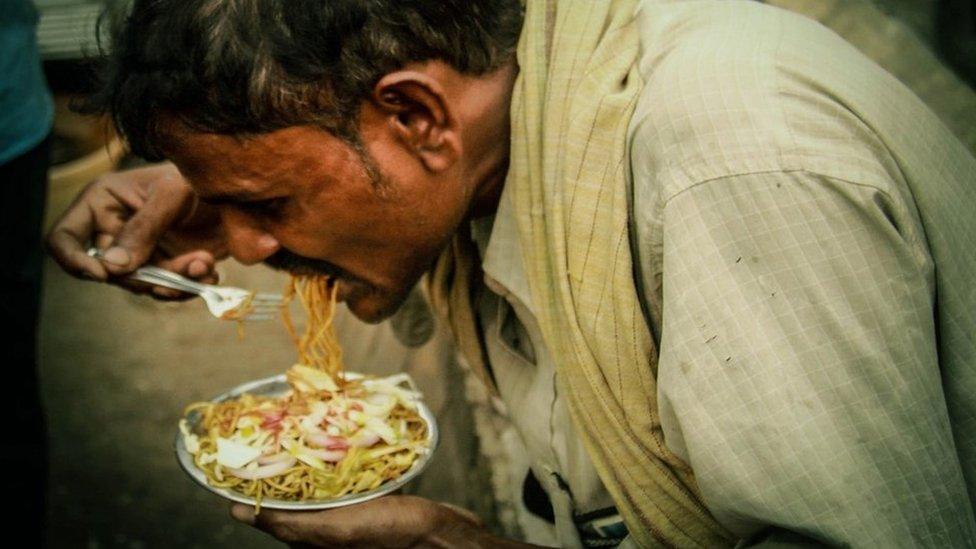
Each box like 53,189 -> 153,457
236,197 -> 287,217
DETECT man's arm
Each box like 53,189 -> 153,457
651,169 -> 975,546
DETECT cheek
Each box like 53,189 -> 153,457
266,192 -> 390,263
358,109 -> 472,244
367,187 -> 463,265
402,179 -> 471,254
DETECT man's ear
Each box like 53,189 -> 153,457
371,71 -> 461,173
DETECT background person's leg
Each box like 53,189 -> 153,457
939,0 -> 976,86
0,136 -> 50,542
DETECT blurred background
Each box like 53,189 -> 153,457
26,0 -> 976,547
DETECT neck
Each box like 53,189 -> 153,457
460,57 -> 519,219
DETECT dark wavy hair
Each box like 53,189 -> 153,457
85,0 -> 524,160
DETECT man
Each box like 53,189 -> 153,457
1,0 -> 53,541
46,0 -> 976,546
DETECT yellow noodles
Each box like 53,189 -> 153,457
281,276 -> 344,380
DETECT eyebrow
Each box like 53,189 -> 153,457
197,191 -> 262,206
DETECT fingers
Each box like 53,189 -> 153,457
135,250 -> 218,301
108,249 -> 218,301
231,501 -> 390,547
150,288 -> 187,300
110,278 -> 177,299
156,250 -> 219,282
103,276 -> 190,301
46,202 -> 110,281
229,496 -> 483,547
232,505 -> 332,546
230,505 -> 256,525
45,163 -> 192,281
100,181 -> 195,275
93,232 -> 116,251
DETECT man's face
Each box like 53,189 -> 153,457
166,124 -> 473,322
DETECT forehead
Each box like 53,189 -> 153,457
165,125 -> 359,196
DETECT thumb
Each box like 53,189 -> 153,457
232,505 -> 328,545
230,504 -> 257,526
100,185 -> 195,273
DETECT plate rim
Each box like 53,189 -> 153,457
174,373 -> 440,510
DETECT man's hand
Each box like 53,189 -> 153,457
46,162 -> 228,299
231,495 -> 537,548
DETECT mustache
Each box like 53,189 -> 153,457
263,249 -> 348,279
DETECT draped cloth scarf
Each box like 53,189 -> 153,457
430,1 -> 736,546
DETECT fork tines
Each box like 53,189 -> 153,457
241,293 -> 285,321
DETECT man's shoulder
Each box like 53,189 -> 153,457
630,0 -> 904,200
634,0 -> 841,103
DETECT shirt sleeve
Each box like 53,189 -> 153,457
650,169 -> 975,546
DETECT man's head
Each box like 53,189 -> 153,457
87,0 -> 523,321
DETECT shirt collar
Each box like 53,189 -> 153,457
469,183 -> 535,312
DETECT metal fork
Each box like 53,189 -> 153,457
87,248 -> 284,321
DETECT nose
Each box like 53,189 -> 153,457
219,208 -> 280,265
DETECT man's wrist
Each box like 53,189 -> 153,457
426,503 -> 540,548
429,529 -> 537,549
443,521 -> 542,549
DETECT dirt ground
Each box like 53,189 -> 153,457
41,261 -> 293,547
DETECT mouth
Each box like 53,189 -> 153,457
326,276 -> 357,303
264,249 -> 345,277
265,247 -> 362,279
262,250 -> 361,304
261,247 -> 413,323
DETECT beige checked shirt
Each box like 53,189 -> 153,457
464,0 -> 976,547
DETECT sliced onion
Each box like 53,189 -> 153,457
306,432 -> 349,450
304,432 -> 329,447
304,447 -> 347,462
350,429 -> 381,448
228,456 -> 297,480
257,452 -> 293,465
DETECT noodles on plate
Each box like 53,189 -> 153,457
180,276 -> 429,512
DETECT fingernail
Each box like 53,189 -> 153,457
102,247 -> 131,266
231,504 -> 255,525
